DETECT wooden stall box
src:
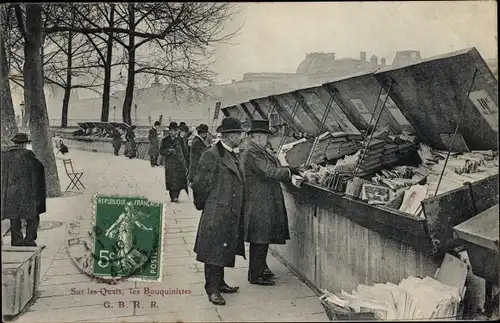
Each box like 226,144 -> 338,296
2,246 -> 43,316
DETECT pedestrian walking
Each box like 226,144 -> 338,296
192,117 -> 246,306
124,126 -> 137,159
187,124 -> 209,185
112,128 -> 122,156
159,122 -> 189,202
1,133 -> 46,246
240,120 -> 302,286
148,121 -> 161,167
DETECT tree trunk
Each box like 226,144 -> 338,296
60,30 -> 73,128
24,4 -> 61,197
122,3 -> 135,126
101,4 -> 115,122
0,11 -> 18,149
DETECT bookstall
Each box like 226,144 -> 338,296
221,47 -> 498,318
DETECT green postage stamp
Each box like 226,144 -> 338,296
90,195 -> 166,282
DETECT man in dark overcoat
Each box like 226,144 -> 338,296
187,124 -> 209,185
1,133 -> 46,246
147,121 -> 161,167
112,128 -> 122,156
240,120 -> 301,286
159,122 -> 189,202
124,126 -> 137,159
192,117 -> 246,306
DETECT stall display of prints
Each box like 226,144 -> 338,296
350,99 -> 373,124
361,183 -> 391,205
380,94 -> 413,127
469,89 -> 498,131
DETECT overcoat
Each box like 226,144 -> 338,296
192,142 -> 246,267
124,129 -> 137,158
112,130 -> 122,148
188,135 -> 208,183
1,146 -> 47,220
159,135 -> 188,193
240,141 -> 291,244
147,127 -> 160,156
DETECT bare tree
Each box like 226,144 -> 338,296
13,3 -> 61,197
0,6 -> 18,149
71,3 -> 239,125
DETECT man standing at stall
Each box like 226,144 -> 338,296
188,124 -> 210,186
192,117 -> 246,306
240,120 -> 301,286
148,121 -> 161,167
1,133 -> 46,246
159,122 -> 189,202
112,128 -> 122,156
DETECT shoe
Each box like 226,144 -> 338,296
262,268 -> 275,279
220,285 -> 239,293
173,198 -> 179,203
208,292 -> 226,305
249,277 -> 276,286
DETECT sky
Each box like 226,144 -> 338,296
211,1 -> 498,83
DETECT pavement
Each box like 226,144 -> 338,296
6,149 -> 329,322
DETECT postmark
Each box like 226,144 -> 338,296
66,194 -> 167,283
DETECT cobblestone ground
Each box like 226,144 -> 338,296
8,149 -> 329,322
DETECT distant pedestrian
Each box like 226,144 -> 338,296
148,115 -> 152,125
159,122 -> 189,202
58,140 -> 69,155
192,117 -> 246,306
148,121 -> 161,167
112,128 -> 122,156
124,126 -> 137,159
1,133 -> 46,247
188,124 -> 209,185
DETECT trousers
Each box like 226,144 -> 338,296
113,145 -> 121,156
169,190 -> 180,200
248,243 -> 269,280
149,154 -> 159,166
204,263 -> 228,294
10,214 -> 40,246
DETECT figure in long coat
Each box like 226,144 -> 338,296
187,124 -> 209,184
112,128 -> 122,156
124,126 -> 137,159
192,117 -> 246,306
159,122 -> 189,202
1,133 -> 46,246
147,121 -> 160,167
240,120 -> 301,286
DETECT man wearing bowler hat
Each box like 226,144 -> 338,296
159,122 -> 189,202
1,133 -> 46,246
240,120 -> 301,286
192,117 -> 246,306
187,124 -> 210,185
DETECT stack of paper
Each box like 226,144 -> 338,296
308,132 -> 362,165
321,275 -> 462,321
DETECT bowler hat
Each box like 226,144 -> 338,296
169,122 -> 178,130
217,117 -> 244,133
247,120 -> 272,134
11,133 -> 31,143
196,124 -> 209,133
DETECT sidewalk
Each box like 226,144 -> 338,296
9,149 -> 329,322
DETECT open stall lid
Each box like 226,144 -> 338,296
77,122 -> 91,130
453,204 -> 499,252
373,47 -> 498,151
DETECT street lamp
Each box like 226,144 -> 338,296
113,106 -> 116,122
134,104 -> 138,124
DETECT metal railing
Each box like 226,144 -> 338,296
49,117 -> 211,128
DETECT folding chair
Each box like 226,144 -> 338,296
63,159 -> 85,191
